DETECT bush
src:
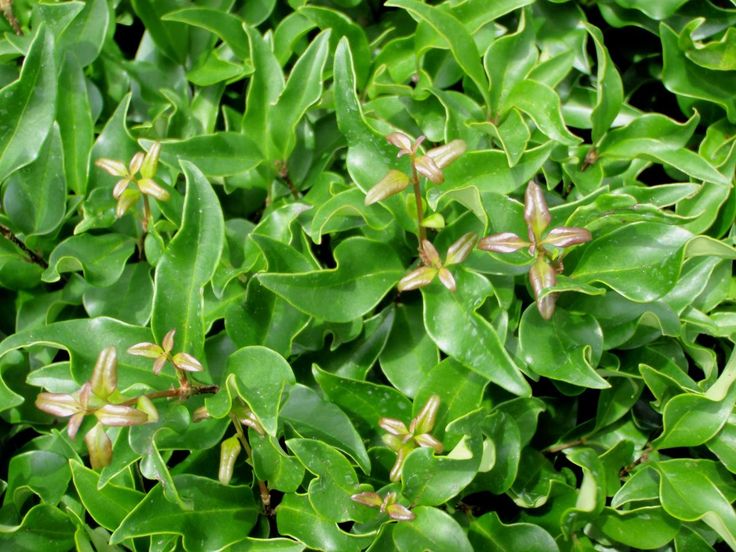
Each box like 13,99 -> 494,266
1,1 -> 735,550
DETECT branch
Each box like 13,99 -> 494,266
0,0 -> 22,35
0,224 -> 48,268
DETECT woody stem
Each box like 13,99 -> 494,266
410,162 -> 426,246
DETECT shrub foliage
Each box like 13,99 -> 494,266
1,0 -> 736,550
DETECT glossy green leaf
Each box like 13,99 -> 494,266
152,161 -> 224,360
392,506 -> 473,552
69,459 -> 144,531
422,269 -> 530,397
5,450 -> 70,508
287,438 -> 361,522
43,233 -> 136,287
111,474 -> 258,550
226,346 -> 295,436
162,8 -> 249,59
83,263 -> 154,326
596,506 -> 679,550
469,512 -> 559,552
258,237 -> 403,323
3,123 -> 65,237
519,306 -> 608,389
0,27 -> 57,183
281,384 -> 370,474
572,222 -> 692,302
0,504 -> 75,551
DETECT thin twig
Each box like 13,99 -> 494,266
410,163 -> 426,245
120,384 -> 219,406
544,437 -> 586,454
0,0 -> 22,35
0,224 -> 48,268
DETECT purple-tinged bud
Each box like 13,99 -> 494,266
364,170 -> 410,205
414,433 -> 444,453
437,268 -> 456,292
390,446 -> 411,482
386,132 -> 413,154
524,181 -> 551,241
138,178 -> 170,201
137,396 -> 159,423
127,342 -> 164,359
478,232 -> 530,254
351,491 -> 383,508
397,266 -> 437,292
172,352 -> 203,372
379,417 -> 409,436
386,502 -> 415,521
84,423 -> 112,469
113,178 -> 131,199
420,240 -> 442,268
94,404 -> 149,426
413,394 -> 440,434
425,139 -> 466,169
542,227 -> 592,248
414,156 -> 444,184
67,412 -> 85,440
529,258 -> 558,320
192,406 -> 210,422
90,347 -> 117,400
35,392 -> 79,418
218,436 -> 242,485
153,355 -> 167,376
162,329 -> 176,354
116,189 -> 140,219
445,232 -> 477,265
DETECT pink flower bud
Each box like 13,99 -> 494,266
478,232 -> 530,254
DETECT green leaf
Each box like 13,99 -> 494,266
258,237 -> 403,323
162,8 -> 249,59
0,504 -> 75,551
152,161 -> 224,360
387,0 -> 490,110
57,54 -> 93,195
596,506 -> 679,550
57,0 -> 110,67
392,506 -> 473,552
111,474 -> 258,550
0,27 -> 57,183
281,384 -> 370,474
519,306 -> 609,389
287,438 -> 361,523
250,432 -> 305,493
656,459 -> 736,549
130,0 -> 188,63
585,22 -> 623,143
572,222 -> 693,302
141,133 -> 262,178
5,450 -> 70,508
43,233 -> 136,287
69,459 -> 144,532
509,80 -> 581,145
226,346 -> 295,436
83,263 -> 154,326
224,538 -> 306,552
469,512 -> 560,552
422,269 -> 530,397
3,123 -> 66,237
0,317 -> 170,395
379,303 -> 439,398
275,493 -> 373,552
269,29 -> 331,159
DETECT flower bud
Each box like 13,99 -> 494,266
542,226 -> 592,248
413,394 -> 440,434
478,232 -> 530,254
218,436 -> 242,485
437,267 -> 456,292
84,423 -> 112,469
95,158 -> 128,177
90,347 -> 117,400
414,155 -> 444,184
397,266 -> 437,292
445,232 -> 477,265
524,181 -> 551,241
386,132 -> 413,155
351,491 -> 383,508
425,139 -> 466,169
172,352 -> 203,372
128,152 -> 145,175
137,178 -> 170,201
127,342 -> 164,359
140,142 -> 161,179
364,170 -> 410,205
95,403 -> 149,426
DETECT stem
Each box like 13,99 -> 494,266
0,224 -> 48,268
119,384 -> 218,406
0,0 -> 22,35
141,195 -> 151,233
544,437 -> 586,454
230,412 -> 272,515
410,162 -> 426,245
